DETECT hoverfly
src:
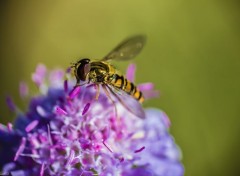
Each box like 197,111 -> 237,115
72,35 -> 146,119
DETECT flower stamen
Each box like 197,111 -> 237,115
47,125 -> 53,145
14,137 -> 26,161
36,106 -> 47,117
102,141 -> 113,153
7,122 -> 13,132
64,80 -> 68,93
55,106 -> 67,116
82,103 -> 91,116
6,96 -> 16,112
68,86 -> 80,99
134,146 -> 145,153
25,120 -> 39,132
40,163 -> 45,176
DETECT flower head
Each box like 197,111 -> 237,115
0,63 -> 184,176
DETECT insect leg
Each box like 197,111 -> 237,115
95,84 -> 100,100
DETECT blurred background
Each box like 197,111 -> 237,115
0,0 -> 239,175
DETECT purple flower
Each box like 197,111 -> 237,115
0,64 -> 184,176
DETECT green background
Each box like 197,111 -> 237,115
0,1 -> 239,175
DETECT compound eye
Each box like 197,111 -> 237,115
77,58 -> 90,81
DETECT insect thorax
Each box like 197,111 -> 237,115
88,61 -> 113,83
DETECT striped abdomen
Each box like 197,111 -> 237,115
109,74 -> 144,103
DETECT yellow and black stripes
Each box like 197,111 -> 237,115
109,74 -> 144,103
113,74 -> 125,89
124,79 -> 144,103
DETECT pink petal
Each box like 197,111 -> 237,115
126,63 -> 136,82
137,82 -> 154,91
142,90 -> 160,99
138,83 -> 160,99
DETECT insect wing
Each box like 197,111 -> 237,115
102,35 -> 146,61
105,84 -> 146,119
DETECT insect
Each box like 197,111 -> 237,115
72,35 -> 146,118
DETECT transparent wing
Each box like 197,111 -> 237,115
104,84 -> 146,119
101,35 -> 146,61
